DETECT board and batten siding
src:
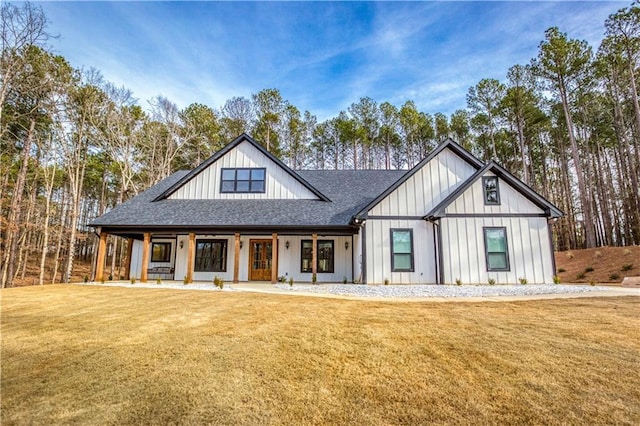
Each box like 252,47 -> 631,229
439,173 -> 554,284
440,217 -> 553,284
365,220 -> 437,284
169,140 -> 318,200
369,148 -> 476,216
129,238 -> 176,280
446,172 -> 546,214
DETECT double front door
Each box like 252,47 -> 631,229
249,239 -> 273,281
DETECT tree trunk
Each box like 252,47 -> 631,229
1,118 -> 36,288
557,83 -> 596,248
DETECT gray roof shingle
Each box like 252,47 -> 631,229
91,169 -> 407,229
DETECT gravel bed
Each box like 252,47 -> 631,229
77,281 -> 613,298
273,283 -> 612,298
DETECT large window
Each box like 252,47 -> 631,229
484,227 -> 510,271
391,229 -> 414,272
301,240 -> 334,273
483,176 -> 500,205
220,168 -> 266,193
194,240 -> 227,272
151,242 -> 171,262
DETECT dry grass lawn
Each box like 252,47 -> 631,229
1,285 -> 639,425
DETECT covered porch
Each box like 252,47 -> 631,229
94,228 -> 360,284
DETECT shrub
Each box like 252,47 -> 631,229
342,277 -> 348,284
384,278 -> 390,285
488,278 -> 496,285
183,276 -> 189,285
288,277 -> 294,287
278,276 -> 286,283
585,266 -> 594,273
213,276 -> 224,289
576,272 -> 586,279
553,275 -> 561,284
83,275 -> 89,283
156,277 -> 162,285
589,280 -> 596,286
621,264 -> 634,272
519,277 -> 528,285
557,268 -> 566,273
312,273 -> 317,284
100,276 -> 106,284
609,273 -> 620,281
455,278 -> 462,286
130,277 -> 136,284
108,274 -> 113,281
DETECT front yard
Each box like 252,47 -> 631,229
1,285 -> 639,424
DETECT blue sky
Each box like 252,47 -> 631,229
39,1 -> 626,120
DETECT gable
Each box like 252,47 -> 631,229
445,171 -> 546,215
166,137 -> 322,200
367,146 -> 478,217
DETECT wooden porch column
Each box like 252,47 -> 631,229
233,233 -> 240,283
140,232 -> 151,282
311,233 -> 318,276
95,232 -> 108,281
186,232 -> 195,283
271,233 -> 278,284
124,238 -> 134,280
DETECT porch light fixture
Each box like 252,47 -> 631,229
345,241 -> 349,250
240,241 -> 243,249
179,241 -> 184,249
285,241 -> 290,250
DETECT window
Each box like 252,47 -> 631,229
220,168 -> 266,193
484,227 -> 510,271
483,176 -> 500,205
301,240 -> 334,273
391,229 -> 414,272
194,240 -> 227,272
151,242 -> 171,262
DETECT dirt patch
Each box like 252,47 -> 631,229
555,246 -> 639,284
11,258 -> 93,287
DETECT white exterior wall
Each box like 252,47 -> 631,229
169,140 -> 318,200
129,238 -> 176,280
447,172 -> 545,214
369,148 -> 476,216
173,234 -> 352,283
440,217 -> 553,284
130,240 -> 143,280
277,235 -> 353,283
438,172 -> 554,284
365,220 -> 437,284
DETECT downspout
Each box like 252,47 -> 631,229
427,217 -> 444,285
361,222 -> 367,284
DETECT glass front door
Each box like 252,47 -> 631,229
250,240 -> 272,281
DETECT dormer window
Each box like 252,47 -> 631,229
483,176 -> 500,205
221,168 -> 266,193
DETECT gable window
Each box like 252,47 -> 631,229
151,242 -> 171,262
484,227 -> 510,271
483,176 -> 500,205
220,168 -> 266,193
195,240 -> 227,272
301,240 -> 334,273
391,229 -> 414,272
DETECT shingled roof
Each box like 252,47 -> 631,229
90,169 -> 406,233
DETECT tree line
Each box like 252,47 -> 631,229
1,2 -> 639,287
